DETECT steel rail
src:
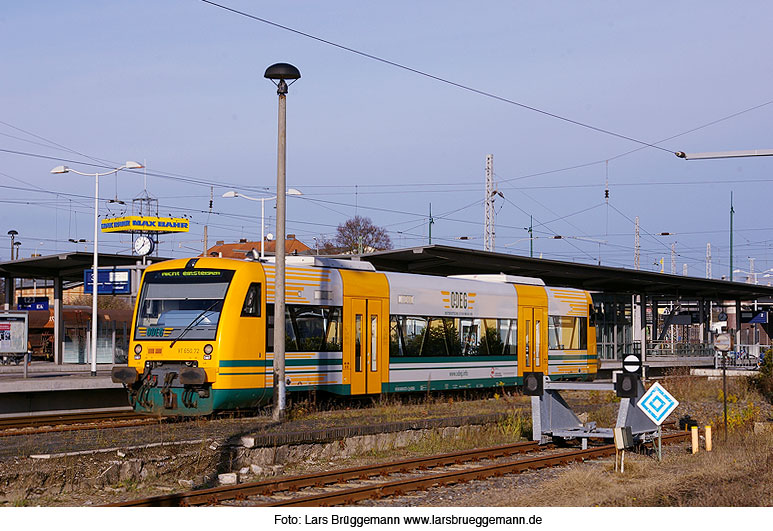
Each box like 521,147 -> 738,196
264,432 -> 690,507
107,440 -> 541,507
108,430 -> 689,508
0,410 -> 159,435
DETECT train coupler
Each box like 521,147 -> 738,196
161,372 -> 178,409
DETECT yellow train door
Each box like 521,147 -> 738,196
519,306 -> 547,375
516,285 -> 548,378
348,297 -> 384,395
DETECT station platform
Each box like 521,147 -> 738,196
0,362 -> 128,416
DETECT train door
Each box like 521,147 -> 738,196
348,297 -> 384,395
518,306 -> 547,377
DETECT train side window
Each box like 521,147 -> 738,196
548,315 -> 588,350
535,320 -> 541,367
241,283 -> 261,317
355,315 -> 362,372
500,319 -> 517,355
525,320 -> 531,366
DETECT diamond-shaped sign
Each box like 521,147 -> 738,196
637,382 -> 679,426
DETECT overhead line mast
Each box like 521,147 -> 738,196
484,154 -> 502,252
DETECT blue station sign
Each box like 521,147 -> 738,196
17,296 -> 49,311
84,269 -> 132,295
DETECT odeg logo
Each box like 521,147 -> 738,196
450,291 -> 468,309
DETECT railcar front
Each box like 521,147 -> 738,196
111,258 -> 270,415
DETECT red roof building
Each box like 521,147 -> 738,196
206,235 -> 311,259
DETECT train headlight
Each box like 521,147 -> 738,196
134,344 -> 142,359
203,344 -> 213,360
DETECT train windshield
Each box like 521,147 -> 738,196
134,269 -> 234,341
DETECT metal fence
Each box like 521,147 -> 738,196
646,341 -> 715,358
714,344 -> 765,369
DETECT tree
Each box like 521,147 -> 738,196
333,215 -> 392,254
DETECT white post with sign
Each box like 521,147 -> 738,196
637,382 -> 679,461
714,332 -> 732,441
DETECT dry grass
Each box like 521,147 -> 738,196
286,391 -> 531,426
501,429 -> 773,507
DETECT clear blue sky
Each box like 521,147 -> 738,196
2,1 -> 773,280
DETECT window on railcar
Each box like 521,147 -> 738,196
548,316 -> 588,350
134,269 -> 233,341
389,315 -> 515,357
266,304 -> 343,352
499,319 -> 517,354
240,283 -> 261,317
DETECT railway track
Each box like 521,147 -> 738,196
108,432 -> 689,507
0,410 -> 162,436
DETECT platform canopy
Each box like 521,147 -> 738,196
0,252 -> 159,282
355,245 -> 773,301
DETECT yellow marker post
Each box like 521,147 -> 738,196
691,425 -> 699,454
705,425 -> 712,452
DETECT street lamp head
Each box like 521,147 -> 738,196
7,230 -> 17,237
50,165 -> 70,174
264,62 -> 301,81
124,161 -> 144,170
265,62 -> 301,95
287,188 -> 302,196
222,191 -> 238,198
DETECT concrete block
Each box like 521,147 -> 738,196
248,447 -> 275,466
218,472 -> 238,485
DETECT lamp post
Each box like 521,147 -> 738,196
676,149 -> 773,281
265,62 -> 300,421
51,161 -> 143,376
675,149 -> 773,160
7,230 -> 18,261
222,189 -> 302,259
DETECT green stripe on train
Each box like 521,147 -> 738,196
219,358 -> 342,368
383,377 -> 520,393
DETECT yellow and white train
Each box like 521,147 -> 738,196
111,256 -> 597,415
